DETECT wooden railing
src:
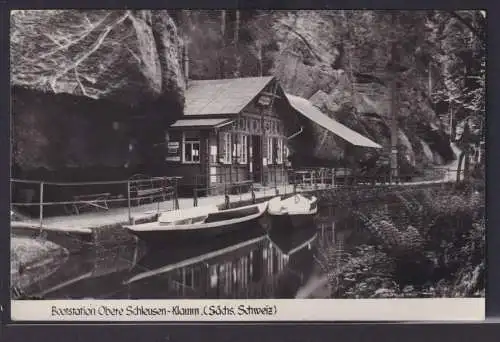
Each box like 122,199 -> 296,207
10,167 -> 465,230
190,167 -> 462,208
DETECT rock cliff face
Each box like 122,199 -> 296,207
11,10 -> 185,173
180,10 -> 455,170
11,10 -> 185,107
267,11 -> 454,169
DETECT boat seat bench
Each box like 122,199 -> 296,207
204,206 -> 259,223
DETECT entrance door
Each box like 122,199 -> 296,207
251,135 -> 262,183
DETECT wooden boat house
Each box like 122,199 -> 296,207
164,76 -> 382,195
164,76 -> 292,195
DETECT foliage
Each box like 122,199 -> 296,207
319,186 -> 485,298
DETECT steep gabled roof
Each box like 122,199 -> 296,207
286,94 -> 382,149
184,76 -> 275,116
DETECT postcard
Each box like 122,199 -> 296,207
10,9 -> 486,321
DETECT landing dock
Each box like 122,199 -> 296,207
12,176 -> 457,236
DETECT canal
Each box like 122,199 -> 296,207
13,204 -> 375,300
12,184 -> 485,300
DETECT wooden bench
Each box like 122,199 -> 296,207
72,193 -> 111,215
129,174 -> 171,206
295,170 -> 313,188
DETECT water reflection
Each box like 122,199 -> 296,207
121,226 -> 318,299
315,206 -> 372,251
18,244 -> 146,299
14,205 -> 382,300
15,222 -> 320,299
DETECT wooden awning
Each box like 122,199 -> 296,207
286,94 -> 382,149
169,118 -> 234,129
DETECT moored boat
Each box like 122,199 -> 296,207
268,194 -> 318,230
123,201 -> 268,245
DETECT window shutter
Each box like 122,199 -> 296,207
218,132 -> 225,164
234,133 -> 240,164
226,133 -> 232,165
273,138 -> 278,165
277,139 -> 283,165
232,133 -> 237,163
263,136 -> 268,165
237,134 -> 242,164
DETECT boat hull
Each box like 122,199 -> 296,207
268,195 -> 318,231
270,213 -> 316,231
125,218 -> 266,246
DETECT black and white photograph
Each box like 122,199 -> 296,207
9,9 -> 486,321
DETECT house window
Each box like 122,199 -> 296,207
219,132 -> 232,164
183,132 -> 200,163
267,137 -> 274,165
240,134 -> 248,164
284,144 -> 290,165
233,134 -> 239,161
210,140 -> 217,164
276,138 -> 283,164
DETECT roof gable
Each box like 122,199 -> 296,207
184,76 -> 275,116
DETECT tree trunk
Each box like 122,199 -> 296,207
257,42 -> 263,76
219,10 -> 226,78
234,10 -> 241,77
463,150 -> 471,181
234,10 -> 240,44
221,10 -> 226,38
428,61 -> 433,97
457,151 -> 465,182
389,13 -> 399,183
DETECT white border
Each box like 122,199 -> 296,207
11,298 -> 485,321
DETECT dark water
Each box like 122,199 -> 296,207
16,207 -> 367,300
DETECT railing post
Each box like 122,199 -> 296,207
39,181 -> 44,232
194,176 -> 198,207
251,183 -> 256,204
127,180 -> 132,224
293,172 -> 297,194
274,167 -> 278,194
224,172 -> 227,196
281,167 -> 284,189
174,178 -> 180,210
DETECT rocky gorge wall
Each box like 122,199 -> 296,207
11,10 -> 186,174
179,10 -> 455,170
